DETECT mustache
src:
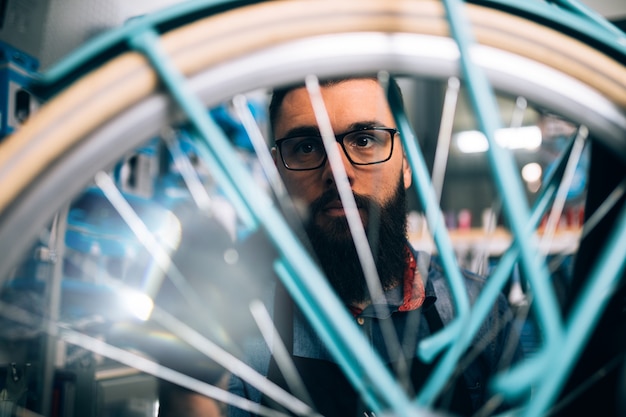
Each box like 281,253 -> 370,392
307,189 -> 379,219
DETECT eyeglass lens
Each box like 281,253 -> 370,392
280,128 -> 394,170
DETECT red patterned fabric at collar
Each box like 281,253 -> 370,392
398,246 -> 426,312
348,245 -> 426,317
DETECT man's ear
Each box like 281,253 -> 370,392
402,153 -> 412,189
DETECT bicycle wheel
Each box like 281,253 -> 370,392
0,0 -> 624,416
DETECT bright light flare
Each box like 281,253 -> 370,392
121,288 -> 155,321
522,162 -> 543,183
456,126 -> 542,153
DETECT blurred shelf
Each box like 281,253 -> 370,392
409,226 -> 582,257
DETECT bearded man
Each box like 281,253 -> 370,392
228,78 -> 522,417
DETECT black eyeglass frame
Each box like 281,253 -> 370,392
275,126 -> 398,171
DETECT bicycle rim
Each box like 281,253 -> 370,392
0,1 -> 625,416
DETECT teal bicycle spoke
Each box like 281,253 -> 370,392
443,0 -> 563,347
128,27 -> 417,417
521,203 -> 626,416
432,128 -> 592,403
37,0 -> 261,92
480,0 -> 626,55
403,0 -> 599,407
548,0 -> 626,39
386,75 -> 471,325
388,74 -> 485,408
128,30 -> 259,230
274,259 -> 415,416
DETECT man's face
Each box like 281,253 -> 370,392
273,79 -> 412,231
272,79 -> 413,304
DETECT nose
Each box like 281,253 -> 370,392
320,142 -> 355,188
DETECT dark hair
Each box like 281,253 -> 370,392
268,76 -> 404,140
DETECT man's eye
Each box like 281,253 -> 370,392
350,133 -> 381,148
355,136 -> 374,147
294,139 -> 321,154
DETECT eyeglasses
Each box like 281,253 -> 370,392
275,127 -> 397,171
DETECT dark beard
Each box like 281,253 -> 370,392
304,180 -> 408,305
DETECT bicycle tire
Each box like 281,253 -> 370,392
0,0 -> 624,278
0,1 -> 624,416
2,0 -> 625,209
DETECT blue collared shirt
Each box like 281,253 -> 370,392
228,249 -> 522,416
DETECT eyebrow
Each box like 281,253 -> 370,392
279,125 -> 319,139
278,120 -> 388,140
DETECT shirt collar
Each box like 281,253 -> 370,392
351,245 -> 429,318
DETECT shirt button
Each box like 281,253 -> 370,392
357,317 -> 365,325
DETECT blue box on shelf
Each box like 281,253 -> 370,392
0,40 -> 39,140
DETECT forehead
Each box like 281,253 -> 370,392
273,79 -> 395,137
